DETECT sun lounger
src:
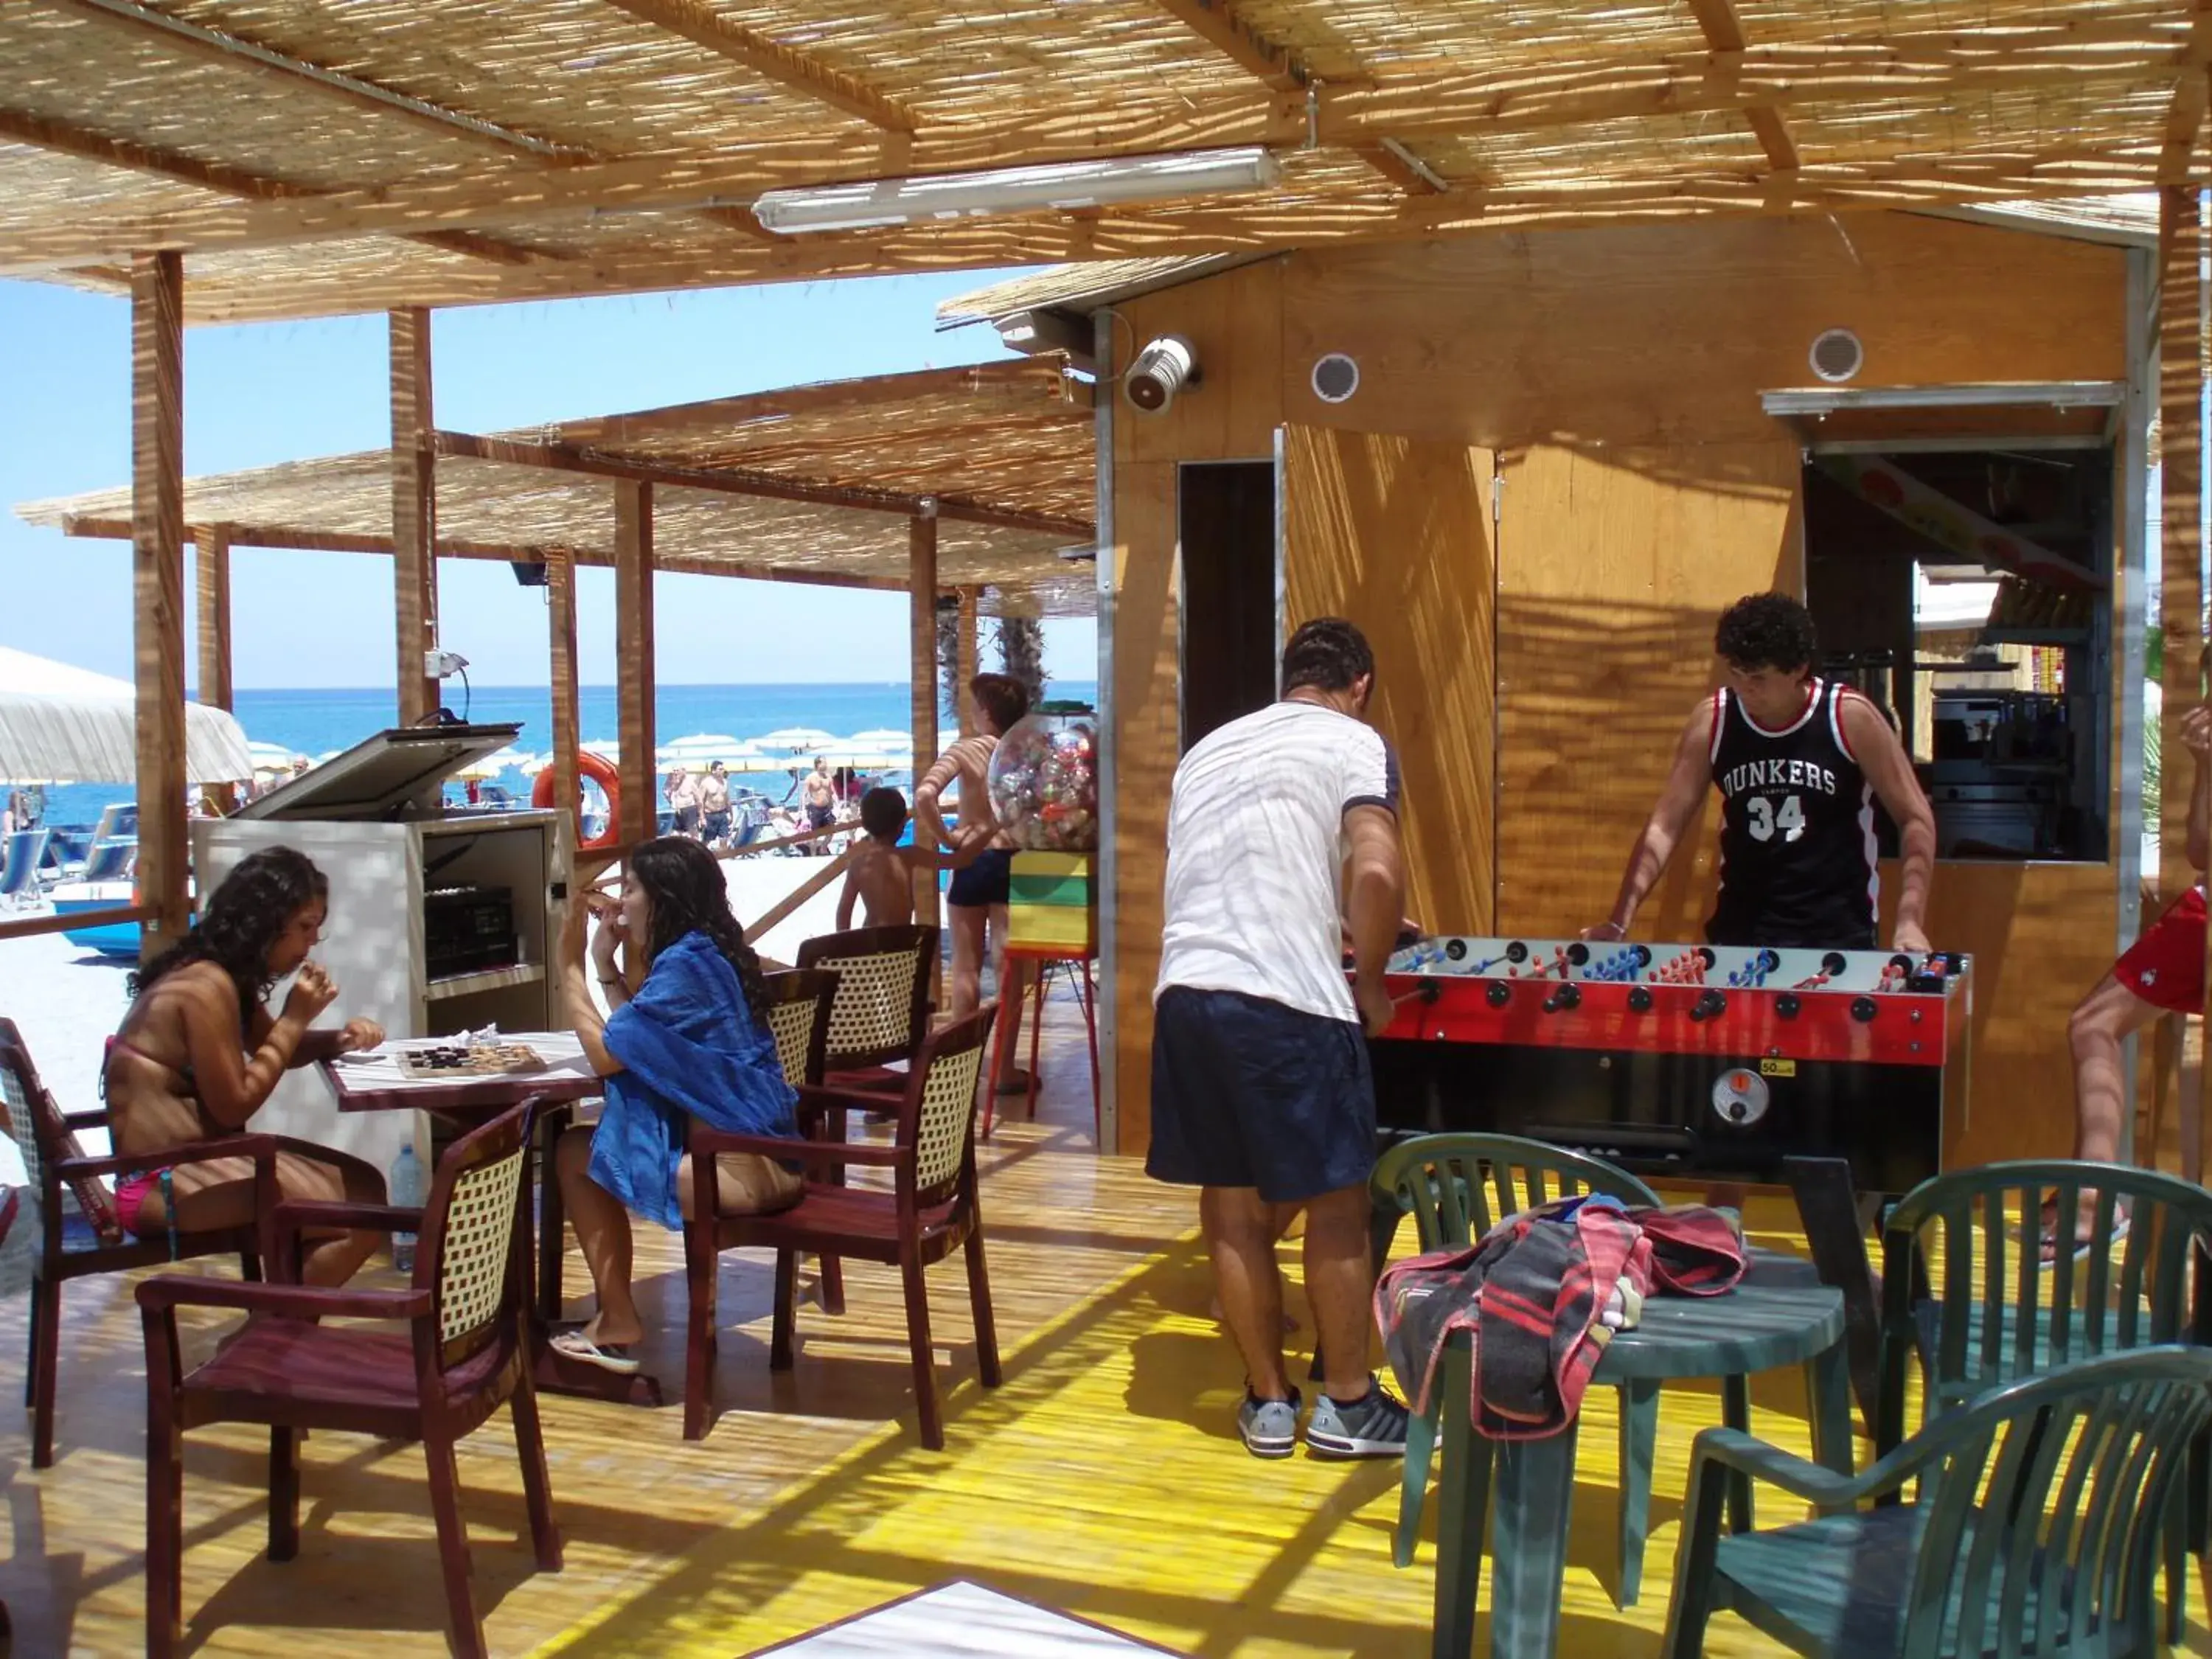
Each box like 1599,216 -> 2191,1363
0,830 -> 49,909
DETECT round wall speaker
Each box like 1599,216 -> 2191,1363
1311,352 -> 1360,404
1809,328 -> 1864,383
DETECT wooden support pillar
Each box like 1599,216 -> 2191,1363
547,549 -> 581,863
194,526 -> 232,815
132,251 -> 188,959
956,588 -> 980,737
390,307 -> 438,725
614,481 -> 657,848
2161,186 -> 2206,904
911,504 -> 941,939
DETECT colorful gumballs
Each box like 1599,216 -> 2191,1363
987,706 -> 1100,851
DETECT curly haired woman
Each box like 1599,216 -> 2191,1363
553,835 -> 801,1373
102,845 -> 387,1285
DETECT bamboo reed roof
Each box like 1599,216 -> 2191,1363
13,358 -> 1099,616
0,0 -> 2202,323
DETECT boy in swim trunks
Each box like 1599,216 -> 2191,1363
2061,702 -> 2212,1251
835,787 -> 982,931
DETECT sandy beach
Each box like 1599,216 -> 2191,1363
0,852 -> 850,1178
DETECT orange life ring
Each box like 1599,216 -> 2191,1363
533,751 -> 623,852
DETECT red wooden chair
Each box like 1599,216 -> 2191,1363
793,924 -> 936,1113
138,1098 -> 559,1659
0,1017 -> 273,1469
683,1004 -> 1001,1449
757,967 -> 846,1321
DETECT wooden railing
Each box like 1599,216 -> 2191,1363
576,814 -> 863,941
0,903 -> 153,945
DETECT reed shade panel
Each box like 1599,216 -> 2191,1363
15,360 -> 1097,618
0,0 -> 2204,322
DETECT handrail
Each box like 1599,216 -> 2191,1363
0,903 -> 153,945
742,846 -> 855,940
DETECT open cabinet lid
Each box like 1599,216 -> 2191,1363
229,722 -> 524,822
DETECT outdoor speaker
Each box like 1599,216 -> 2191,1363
511,561 -> 549,587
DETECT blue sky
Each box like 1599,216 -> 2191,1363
0,269 -> 1098,688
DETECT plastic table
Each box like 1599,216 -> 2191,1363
1430,1279 -> 1851,1659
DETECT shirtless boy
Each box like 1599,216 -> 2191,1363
836,787 -> 980,931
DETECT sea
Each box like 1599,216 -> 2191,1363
23,679 -> 1098,830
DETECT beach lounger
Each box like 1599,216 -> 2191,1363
78,837 -> 136,885
0,830 -> 49,910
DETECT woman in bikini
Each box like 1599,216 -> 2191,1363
104,845 -> 388,1285
552,836 -> 802,1373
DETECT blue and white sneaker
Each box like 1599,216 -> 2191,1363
1305,1377 -> 1411,1458
1238,1388 -> 1301,1458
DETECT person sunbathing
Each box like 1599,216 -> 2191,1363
554,835 -> 803,1373
102,845 -> 387,1285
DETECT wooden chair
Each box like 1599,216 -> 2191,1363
138,1098 -> 560,1659
683,1004 -> 1001,1449
1373,1133 -> 1702,1605
793,924 -> 936,1115
0,1017 -> 272,1469
1661,1346 -> 2212,1659
1877,1158 -> 2212,1640
748,967 -> 846,1337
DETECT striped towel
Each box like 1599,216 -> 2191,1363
1375,1195 -> 1745,1440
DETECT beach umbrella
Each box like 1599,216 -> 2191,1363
844,728 -> 914,749
751,726 -> 841,756
246,739 -> 305,777
723,751 -> 804,773
0,644 -> 254,785
656,733 -> 754,768
580,740 -> 619,765
454,746 -> 531,782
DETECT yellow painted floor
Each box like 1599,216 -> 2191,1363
2,981 -> 2210,1655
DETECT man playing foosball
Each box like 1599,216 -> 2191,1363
1587,592 -> 1935,954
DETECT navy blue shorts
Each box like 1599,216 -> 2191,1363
1146,985 -> 1377,1204
948,846 -> 1014,908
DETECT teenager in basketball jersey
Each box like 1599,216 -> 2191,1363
1587,593 -> 1935,953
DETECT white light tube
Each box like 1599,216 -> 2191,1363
751,147 -> 1281,235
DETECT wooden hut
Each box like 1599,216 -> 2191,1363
944,201 -> 2177,1168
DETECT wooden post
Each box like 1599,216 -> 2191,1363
614,481 -> 657,848
956,587 -> 979,736
547,549 -> 581,857
132,251 -> 188,960
2160,187 -> 2205,902
911,505 -> 941,942
194,526 -> 232,816
391,307 -> 438,725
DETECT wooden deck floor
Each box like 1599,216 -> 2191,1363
4,981 -> 2210,1656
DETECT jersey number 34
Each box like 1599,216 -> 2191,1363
1745,794 -> 1806,843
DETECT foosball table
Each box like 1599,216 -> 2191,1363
1369,936 -> 1972,1196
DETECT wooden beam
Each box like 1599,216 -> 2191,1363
2160,7 -> 2212,183
0,105 -> 563,266
53,514 -> 919,589
689,205 -> 780,243
1686,0 -> 1801,173
547,549 -> 582,874
956,588 -> 979,736
391,307 -> 438,725
131,250 -> 187,961
1352,139 -> 1448,195
1147,0 -> 1303,91
193,526 -> 230,711
910,506 -> 940,942
431,428 -> 1095,538
2160,183 -> 2205,901
614,480 -> 657,848
594,0 -> 915,131
32,0 -> 585,160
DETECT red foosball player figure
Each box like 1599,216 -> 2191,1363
2061,703 -> 2212,1259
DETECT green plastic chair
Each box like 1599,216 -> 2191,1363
1661,1345 -> 2212,1659
1372,1132 -> 1688,1604
1877,1160 -> 2212,1639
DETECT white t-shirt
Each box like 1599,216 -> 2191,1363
1155,699 -> 1400,1024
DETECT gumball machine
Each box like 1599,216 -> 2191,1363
985,701 -> 1099,852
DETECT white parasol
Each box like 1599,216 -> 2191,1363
0,645 -> 254,785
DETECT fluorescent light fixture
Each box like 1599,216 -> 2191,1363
751,147 -> 1281,235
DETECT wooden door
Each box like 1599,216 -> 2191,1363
1492,442 -> 1804,939
1278,425 -> 1497,936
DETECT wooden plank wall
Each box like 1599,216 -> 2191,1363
1279,425 -> 1498,938
1492,443 -> 1803,939
1108,215 -> 2129,1160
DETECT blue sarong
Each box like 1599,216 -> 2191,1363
589,931 -> 797,1230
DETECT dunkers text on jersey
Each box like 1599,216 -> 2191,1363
1716,757 -> 1840,799
1705,678 -> 1879,950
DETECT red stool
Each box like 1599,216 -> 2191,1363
983,944 -> 1099,1142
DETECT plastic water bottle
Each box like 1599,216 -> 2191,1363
389,1143 -> 425,1273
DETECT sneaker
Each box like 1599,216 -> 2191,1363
1238,1388 -> 1302,1458
1305,1377 -> 1411,1458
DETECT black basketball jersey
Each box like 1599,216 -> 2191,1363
1705,678 -> 1877,949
